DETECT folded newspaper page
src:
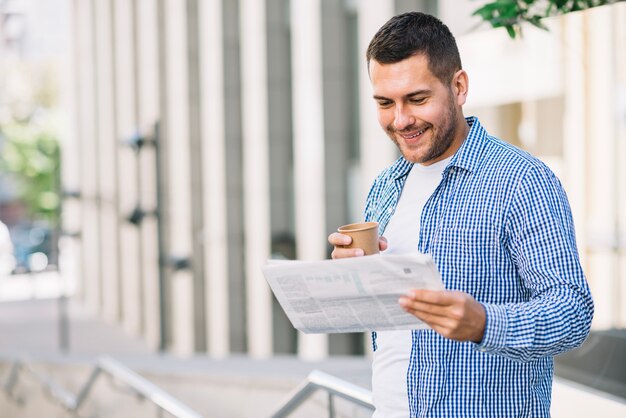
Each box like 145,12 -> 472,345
262,253 -> 444,334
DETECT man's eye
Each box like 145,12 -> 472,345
377,101 -> 392,108
410,98 -> 426,104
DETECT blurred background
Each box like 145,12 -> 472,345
0,0 -> 624,417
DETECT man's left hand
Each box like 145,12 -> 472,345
398,290 -> 486,343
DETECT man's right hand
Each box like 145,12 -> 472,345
328,233 -> 388,259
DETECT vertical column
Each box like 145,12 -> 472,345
94,0 -> 121,322
357,0 -> 396,208
222,0 -> 247,354
322,0 -> 352,233
267,0 -> 297,355
198,0 -> 230,357
74,0 -> 99,309
186,0 -> 207,352
322,0 -> 363,356
135,0 -> 162,350
561,11 -> 587,270
614,2 -> 626,327
114,0 -> 142,336
61,0 -> 82,303
585,6 -> 618,329
290,0 -> 328,360
240,0 -> 273,358
161,0 -> 195,355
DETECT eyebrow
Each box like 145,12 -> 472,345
373,89 -> 432,101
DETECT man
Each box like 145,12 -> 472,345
328,12 -> 594,418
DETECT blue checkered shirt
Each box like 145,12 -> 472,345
365,117 -> 594,417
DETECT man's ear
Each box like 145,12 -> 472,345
452,69 -> 469,106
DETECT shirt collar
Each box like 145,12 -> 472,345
448,116 -> 488,173
390,116 -> 487,180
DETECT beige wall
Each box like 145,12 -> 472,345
463,4 -> 626,330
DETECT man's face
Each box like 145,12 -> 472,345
369,54 -> 467,165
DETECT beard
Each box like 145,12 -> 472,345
386,90 -> 459,164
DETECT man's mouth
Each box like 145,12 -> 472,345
398,127 -> 428,142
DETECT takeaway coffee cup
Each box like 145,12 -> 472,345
337,221 -> 379,255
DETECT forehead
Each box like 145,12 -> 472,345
369,54 -> 441,97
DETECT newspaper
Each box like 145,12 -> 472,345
262,253 -> 444,334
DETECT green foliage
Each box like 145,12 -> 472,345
0,120 -> 61,226
472,0 -> 623,38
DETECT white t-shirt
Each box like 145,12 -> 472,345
371,156 -> 451,418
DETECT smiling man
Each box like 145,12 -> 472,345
328,12 -> 594,418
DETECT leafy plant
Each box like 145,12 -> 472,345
472,0 -> 623,38
0,120 -> 61,227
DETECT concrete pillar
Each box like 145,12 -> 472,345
585,6 -> 619,329
240,0 -> 273,358
72,0 -> 96,308
161,0 -> 195,355
135,0 -> 162,350
101,0 -> 123,316
186,0 -> 207,352
61,0 -> 82,304
113,0 -> 143,336
267,0 -> 297,355
186,0 -> 208,352
561,11 -> 587,272
615,3 -> 626,328
290,0 -> 328,360
198,0 -> 230,357
357,0 -> 396,209
322,0 -> 364,356
322,0 -> 353,235
222,0 -> 247,354
93,0 -> 121,322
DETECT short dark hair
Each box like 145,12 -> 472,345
366,12 -> 462,84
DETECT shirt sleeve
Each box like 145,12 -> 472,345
473,165 -> 594,362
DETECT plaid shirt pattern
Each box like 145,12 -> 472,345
365,117 -> 594,417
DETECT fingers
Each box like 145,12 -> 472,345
332,247 -> 365,259
398,290 -> 486,342
399,303 -> 462,339
328,232 -> 387,258
404,289 -> 458,306
400,302 -> 450,324
408,311 -> 457,331
328,232 -> 352,246
328,232 -> 365,259
399,296 -> 455,317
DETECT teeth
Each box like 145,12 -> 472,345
405,128 -> 425,138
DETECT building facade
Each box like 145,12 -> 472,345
64,0 -> 626,359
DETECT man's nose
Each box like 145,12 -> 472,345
393,106 -> 414,131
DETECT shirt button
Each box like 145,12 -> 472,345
387,208 -> 393,213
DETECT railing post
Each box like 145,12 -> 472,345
268,370 -> 374,418
328,392 -> 335,418
3,361 -> 23,404
72,366 -> 102,411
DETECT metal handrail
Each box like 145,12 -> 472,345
1,356 -> 204,418
269,369 -> 375,417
